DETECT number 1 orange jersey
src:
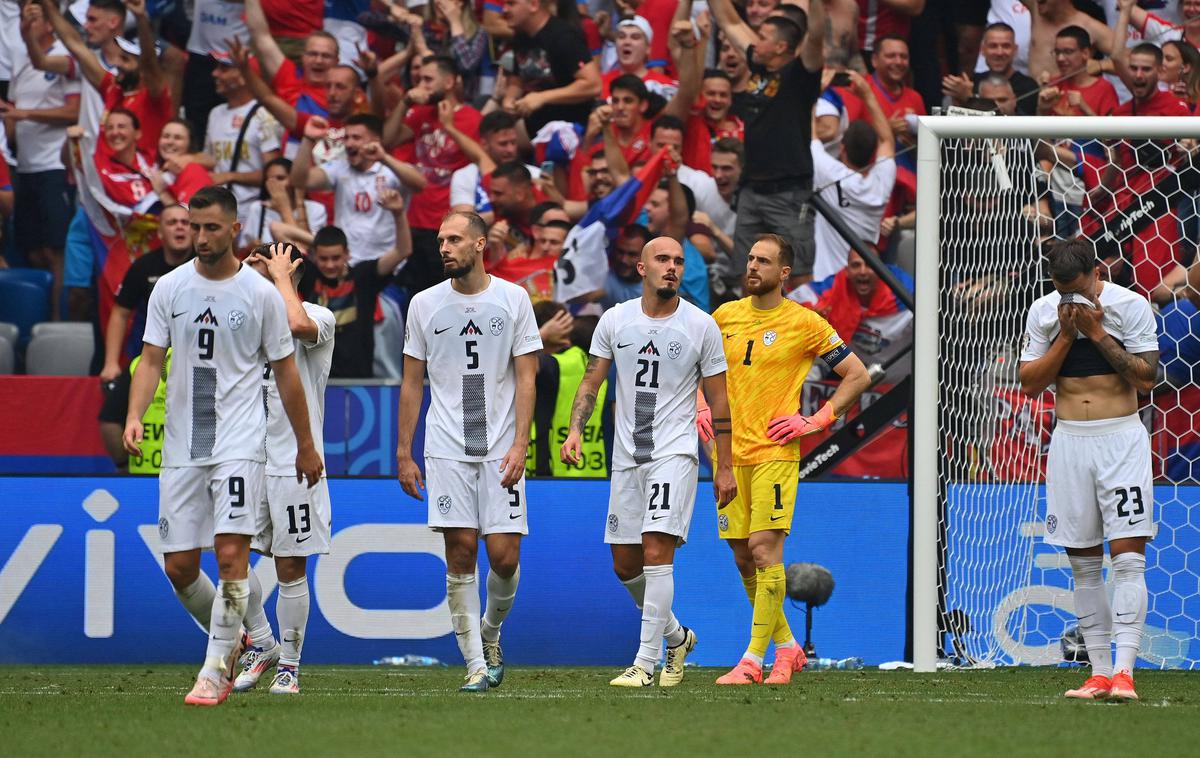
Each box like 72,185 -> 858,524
712,298 -> 844,464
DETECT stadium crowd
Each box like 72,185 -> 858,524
2,0 -> 1200,460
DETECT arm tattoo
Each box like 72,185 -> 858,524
1095,336 -> 1157,387
569,392 -> 597,432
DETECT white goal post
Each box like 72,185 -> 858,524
914,117 -> 1200,673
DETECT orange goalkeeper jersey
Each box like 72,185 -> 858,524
712,298 -> 844,464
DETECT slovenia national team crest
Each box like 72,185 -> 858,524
490,317 -> 504,336
437,495 -> 453,515
763,330 -> 777,346
607,514 -> 619,533
667,341 -> 682,359
1020,332 -> 1031,354
158,517 -> 169,540
1046,514 -> 1057,534
718,514 -> 729,532
228,310 -> 247,331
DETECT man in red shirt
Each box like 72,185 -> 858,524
868,34 -> 924,175
601,16 -> 678,99
1037,26 -> 1118,118
683,69 -> 746,174
1094,43 -> 1192,296
42,0 -> 170,156
385,55 -> 483,295
244,0 -> 337,111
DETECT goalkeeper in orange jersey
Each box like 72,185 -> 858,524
700,233 -> 871,685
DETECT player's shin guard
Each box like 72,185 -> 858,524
1111,552 -> 1147,673
175,573 -> 216,632
203,578 -> 250,679
741,570 -> 796,649
447,573 -> 485,675
746,564 -> 785,662
481,566 -> 520,643
243,570 -> 277,651
622,572 -> 686,645
634,565 -> 674,673
276,577 -> 310,667
1067,554 -> 1113,679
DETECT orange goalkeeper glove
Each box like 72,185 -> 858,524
766,403 -> 838,444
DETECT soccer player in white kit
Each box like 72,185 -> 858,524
228,242 -> 336,696
561,236 -> 737,688
1018,240 -> 1159,702
397,211 -> 542,692
123,187 -> 324,707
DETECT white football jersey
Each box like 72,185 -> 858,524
591,297 -> 727,470
1020,282 -> 1158,368
323,159 -> 402,265
143,261 -> 294,467
263,302 -> 336,476
204,100 -> 282,209
810,140 -> 895,282
404,276 -> 543,461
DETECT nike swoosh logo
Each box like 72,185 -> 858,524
229,514 -> 244,520
724,333 -> 737,339
172,311 -> 187,318
1127,519 -> 1145,526
434,327 -> 452,334
770,515 -> 786,521
508,513 -> 521,520
616,342 -> 632,349
296,534 -> 311,543
651,513 -> 668,521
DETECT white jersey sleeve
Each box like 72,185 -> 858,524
403,292 -> 428,360
699,316 -> 727,377
590,307 -> 615,359
450,164 -> 480,208
510,289 -> 543,357
1020,297 -> 1055,362
1116,291 -> 1159,353
143,271 -> 173,348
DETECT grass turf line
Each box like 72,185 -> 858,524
1,666 -> 1198,756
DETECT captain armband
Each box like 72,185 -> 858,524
819,342 -> 851,370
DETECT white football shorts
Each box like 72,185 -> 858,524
425,456 -> 528,536
1045,413 -> 1154,548
252,476 -> 333,557
158,460 -> 266,552
605,454 -> 699,545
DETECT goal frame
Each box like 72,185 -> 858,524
912,116 -> 1200,672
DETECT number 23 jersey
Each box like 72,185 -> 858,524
405,277 -> 543,461
143,262 -> 294,467
591,297 -> 727,470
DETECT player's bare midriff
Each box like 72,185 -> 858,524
1053,374 -> 1138,422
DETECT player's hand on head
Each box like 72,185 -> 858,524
397,456 -> 426,500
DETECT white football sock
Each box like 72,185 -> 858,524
447,573 -> 485,675
481,566 -> 520,643
621,572 -> 685,645
243,570 -> 277,651
634,565 -> 674,673
276,577 -> 310,668
201,578 -> 249,680
174,573 -> 216,632
1068,554 -> 1113,679
1111,552 -> 1147,674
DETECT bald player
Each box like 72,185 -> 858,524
562,237 -> 737,688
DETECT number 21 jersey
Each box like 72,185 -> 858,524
591,297 -> 727,470
405,277 -> 543,462
143,262 -> 294,467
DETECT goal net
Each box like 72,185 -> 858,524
913,117 -> 1200,671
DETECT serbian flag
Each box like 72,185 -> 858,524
795,263 -> 912,346
555,148 -> 668,303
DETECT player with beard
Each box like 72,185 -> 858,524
397,211 -> 542,692
562,236 -> 737,688
705,233 -> 870,685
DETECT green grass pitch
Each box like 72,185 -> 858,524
2,666 -> 1198,756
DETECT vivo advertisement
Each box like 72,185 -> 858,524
0,479 -> 909,666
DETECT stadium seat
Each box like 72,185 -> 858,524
0,278 -> 51,347
0,330 -> 13,375
25,322 -> 94,376
0,322 -> 17,347
0,268 -> 53,290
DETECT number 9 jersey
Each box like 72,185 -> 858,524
143,262 -> 294,467
404,277 -> 543,461
591,297 -> 727,470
